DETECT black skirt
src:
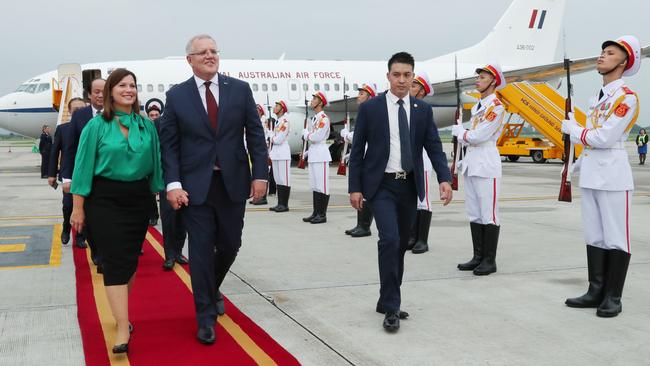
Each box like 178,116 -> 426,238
85,176 -> 151,286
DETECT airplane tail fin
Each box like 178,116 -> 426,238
447,0 -> 566,68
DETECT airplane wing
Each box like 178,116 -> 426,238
432,45 -> 650,96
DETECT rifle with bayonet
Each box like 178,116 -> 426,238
266,94 -> 274,165
297,95 -> 309,169
450,55 -> 462,190
337,79 -> 349,176
558,58 -> 574,202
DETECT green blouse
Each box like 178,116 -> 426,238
71,112 -> 165,197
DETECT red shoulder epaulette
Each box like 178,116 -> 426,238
622,86 -> 634,95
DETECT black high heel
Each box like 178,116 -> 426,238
112,341 -> 129,354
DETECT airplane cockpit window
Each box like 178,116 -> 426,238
271,84 -> 277,91
314,83 -> 320,91
14,84 -> 29,92
324,84 -> 330,91
36,83 -> 50,93
158,84 -> 164,92
261,84 -> 268,92
25,84 -> 38,94
252,84 -> 259,92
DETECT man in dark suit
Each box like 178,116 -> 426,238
39,125 -> 52,178
159,34 -> 268,345
348,52 -> 452,332
61,78 -> 105,255
48,97 -> 87,245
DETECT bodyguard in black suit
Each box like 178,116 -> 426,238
39,125 -> 52,178
159,34 -> 268,344
61,79 -> 105,255
348,52 -> 452,332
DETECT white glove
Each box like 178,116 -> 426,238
302,129 -> 310,139
451,124 -> 466,138
561,113 -> 579,134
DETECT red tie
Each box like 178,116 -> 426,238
204,81 -> 218,132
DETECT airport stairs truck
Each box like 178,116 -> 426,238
494,81 -> 586,163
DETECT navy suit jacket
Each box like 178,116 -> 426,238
348,93 -> 451,201
159,74 -> 268,205
48,123 -> 71,179
61,106 -> 94,180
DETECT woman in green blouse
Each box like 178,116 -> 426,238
70,68 -> 164,354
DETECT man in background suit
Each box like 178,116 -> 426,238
61,79 -> 105,256
48,97 -> 86,245
348,52 -> 452,332
159,34 -> 268,345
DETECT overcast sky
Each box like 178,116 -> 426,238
0,0 -> 648,124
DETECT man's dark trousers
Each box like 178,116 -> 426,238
182,171 -> 245,327
369,174 -> 417,314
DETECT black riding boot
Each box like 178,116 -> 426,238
310,193 -> 329,224
565,245 -> 607,308
596,250 -> 631,318
411,210 -> 432,254
302,191 -> 318,222
350,205 -> 373,237
473,224 -> 499,275
458,223 -> 484,270
271,185 -> 290,212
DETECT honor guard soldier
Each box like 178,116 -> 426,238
268,100 -> 291,212
342,82 -> 377,237
250,104 -> 270,205
452,63 -> 507,276
408,73 -> 434,254
562,35 -> 641,318
302,91 -> 332,224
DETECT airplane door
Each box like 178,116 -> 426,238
288,79 -> 300,102
55,63 -> 83,125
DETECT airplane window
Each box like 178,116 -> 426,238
137,84 -> 142,92
314,84 -> 320,91
324,84 -> 330,91
15,84 -> 29,92
158,84 -> 164,92
147,84 -> 153,92
25,84 -> 37,94
302,84 -> 308,91
353,83 -> 359,90
36,83 -> 50,93
252,84 -> 259,92
262,84 -> 268,92
271,84 -> 277,91
334,84 -> 340,92
344,83 -> 349,91
169,84 -> 174,90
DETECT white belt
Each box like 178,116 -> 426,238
585,141 -> 625,150
468,141 -> 496,149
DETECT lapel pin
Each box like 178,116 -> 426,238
414,103 -> 418,108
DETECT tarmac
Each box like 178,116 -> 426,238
0,142 -> 649,366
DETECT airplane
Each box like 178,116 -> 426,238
0,0 -> 647,155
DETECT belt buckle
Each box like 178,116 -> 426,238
395,171 -> 407,180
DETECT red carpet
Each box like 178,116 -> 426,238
73,227 -> 300,366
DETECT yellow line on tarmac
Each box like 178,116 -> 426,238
85,248 -> 131,366
0,243 -> 26,253
0,215 -> 62,221
0,236 -> 30,240
49,224 -> 62,267
145,232 -> 278,366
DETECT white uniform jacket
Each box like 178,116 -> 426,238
458,93 -> 506,178
269,115 -> 291,160
567,79 -> 638,191
303,111 -> 332,163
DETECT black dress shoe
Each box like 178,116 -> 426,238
61,231 -> 70,245
76,239 -> 88,249
383,313 -> 400,332
216,292 -> 225,316
250,197 -> 268,205
375,303 -> 409,319
176,255 -> 189,265
197,326 -> 216,344
162,258 -> 175,271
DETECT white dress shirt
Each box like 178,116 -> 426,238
385,90 -> 411,173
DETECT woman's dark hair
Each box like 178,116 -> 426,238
102,68 -> 140,121
640,128 -> 647,134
